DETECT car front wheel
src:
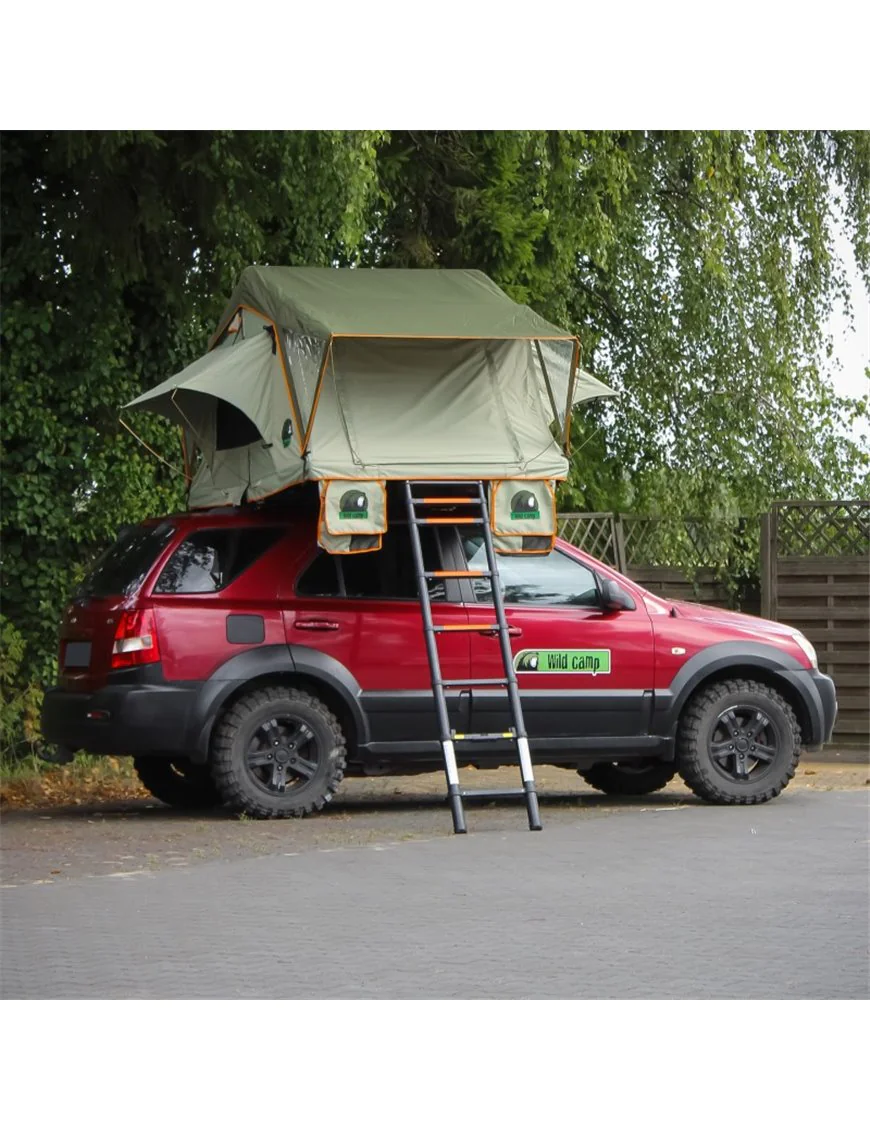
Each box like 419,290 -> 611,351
677,678 -> 801,804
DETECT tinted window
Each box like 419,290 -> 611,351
462,533 -> 600,607
76,523 -> 175,598
154,528 -> 282,594
296,550 -> 340,597
297,527 -> 445,601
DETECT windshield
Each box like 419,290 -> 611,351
75,522 -> 176,599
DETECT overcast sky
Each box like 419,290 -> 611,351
826,222 -> 869,446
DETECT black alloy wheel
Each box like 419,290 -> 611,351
211,686 -> 346,818
708,705 -> 782,783
244,714 -> 321,797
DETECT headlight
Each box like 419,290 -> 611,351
792,633 -> 817,669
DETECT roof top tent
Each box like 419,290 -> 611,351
126,266 -> 616,517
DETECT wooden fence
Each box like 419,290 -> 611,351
761,501 -> 869,749
557,512 -> 759,612
559,503 -> 869,748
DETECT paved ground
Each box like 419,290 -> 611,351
2,762 -> 866,885
2,785 -> 867,998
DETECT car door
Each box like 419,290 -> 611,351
284,524 -> 471,744
459,529 -> 655,740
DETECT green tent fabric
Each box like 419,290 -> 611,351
124,267 -> 617,509
212,266 -> 574,342
127,329 -> 303,506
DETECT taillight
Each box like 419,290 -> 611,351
111,609 -> 160,668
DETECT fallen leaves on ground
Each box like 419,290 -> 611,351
0,758 -> 148,810
0,758 -> 866,812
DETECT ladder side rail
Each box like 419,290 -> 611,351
403,482 -> 467,834
476,483 -> 543,830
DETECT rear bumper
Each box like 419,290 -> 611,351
41,673 -> 201,757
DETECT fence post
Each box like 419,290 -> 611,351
760,512 -> 772,619
613,515 -> 627,574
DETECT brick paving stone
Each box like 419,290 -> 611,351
1,791 -> 867,999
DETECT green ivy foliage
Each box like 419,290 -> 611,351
1,130 -> 382,694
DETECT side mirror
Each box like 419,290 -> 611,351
599,576 -> 636,611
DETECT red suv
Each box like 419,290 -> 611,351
42,491 -> 837,818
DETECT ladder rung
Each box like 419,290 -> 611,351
452,731 -> 515,742
433,623 -> 496,633
460,789 -> 527,800
414,497 -> 483,505
441,678 -> 509,688
412,516 -> 477,525
424,570 -> 490,579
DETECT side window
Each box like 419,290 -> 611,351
154,528 -> 282,594
296,527 -> 446,601
296,550 -> 340,597
462,532 -> 600,607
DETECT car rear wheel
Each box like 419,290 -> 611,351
133,756 -> 224,810
578,759 -> 677,796
210,686 -> 346,818
677,678 -> 801,804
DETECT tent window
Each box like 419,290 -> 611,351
215,399 -> 261,451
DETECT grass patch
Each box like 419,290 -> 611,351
0,753 -> 147,809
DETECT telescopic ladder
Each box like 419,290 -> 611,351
404,481 -> 542,834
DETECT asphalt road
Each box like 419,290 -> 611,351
2,789 -> 867,998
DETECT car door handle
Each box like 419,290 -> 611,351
479,625 -> 522,638
294,619 -> 340,631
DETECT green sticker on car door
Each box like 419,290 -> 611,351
514,649 -> 611,675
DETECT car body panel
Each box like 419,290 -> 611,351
41,506 -> 838,769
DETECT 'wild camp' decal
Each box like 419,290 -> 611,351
514,649 -> 611,675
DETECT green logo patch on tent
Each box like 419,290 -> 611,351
490,479 -> 555,540
339,489 -> 369,520
510,490 -> 540,520
514,649 -> 611,675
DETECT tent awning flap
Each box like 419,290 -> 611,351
572,368 -> 619,405
127,329 -> 278,436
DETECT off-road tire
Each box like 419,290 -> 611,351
579,760 -> 677,796
677,678 -> 801,804
210,686 -> 346,819
133,755 -> 224,810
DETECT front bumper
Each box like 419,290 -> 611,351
782,668 -> 838,749
808,669 -> 838,746
41,673 -> 202,757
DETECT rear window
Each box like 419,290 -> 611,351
76,522 -> 176,599
153,527 -> 283,594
